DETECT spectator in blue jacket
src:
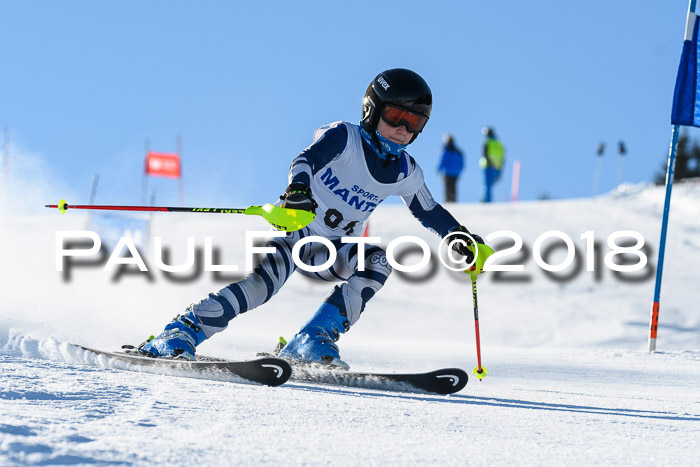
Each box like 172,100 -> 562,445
437,134 -> 464,202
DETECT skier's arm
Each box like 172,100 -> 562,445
401,160 -> 490,269
402,183 -> 460,238
403,181 -> 489,266
289,124 -> 348,186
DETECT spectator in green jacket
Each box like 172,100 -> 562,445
480,127 -> 505,203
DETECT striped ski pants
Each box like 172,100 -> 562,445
189,227 -> 393,338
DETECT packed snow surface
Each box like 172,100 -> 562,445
1,182 -> 699,465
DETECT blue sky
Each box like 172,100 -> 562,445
0,1 -> 694,208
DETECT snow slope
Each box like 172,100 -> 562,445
1,181 -> 699,465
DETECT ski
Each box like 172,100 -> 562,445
74,344 -> 292,387
288,364 -> 468,395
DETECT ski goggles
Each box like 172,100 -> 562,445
380,105 -> 428,133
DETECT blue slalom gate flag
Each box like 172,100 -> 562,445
672,2 -> 700,125
649,0 -> 698,352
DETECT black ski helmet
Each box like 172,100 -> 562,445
361,68 -> 432,143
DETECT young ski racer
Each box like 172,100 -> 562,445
139,68 -> 490,369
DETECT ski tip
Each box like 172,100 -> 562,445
255,357 -> 293,386
432,368 -> 469,394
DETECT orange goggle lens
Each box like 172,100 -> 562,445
381,105 -> 428,133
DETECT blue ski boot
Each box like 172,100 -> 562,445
278,303 -> 351,370
139,307 -> 207,360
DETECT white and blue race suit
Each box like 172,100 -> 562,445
189,121 -> 464,338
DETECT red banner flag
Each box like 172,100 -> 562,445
146,152 -> 181,178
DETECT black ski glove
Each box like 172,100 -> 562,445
445,226 -> 485,264
280,183 -> 318,214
